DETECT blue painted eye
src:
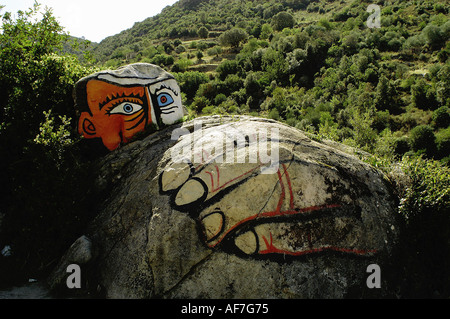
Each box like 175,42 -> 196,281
109,102 -> 142,115
123,104 -> 134,113
157,93 -> 174,107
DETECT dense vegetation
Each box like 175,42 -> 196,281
0,0 -> 449,298
0,3 -> 99,286
89,0 -> 450,165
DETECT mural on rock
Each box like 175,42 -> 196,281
75,63 -> 185,151
159,122 -> 381,260
72,62 -> 386,262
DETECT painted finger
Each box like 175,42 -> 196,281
231,217 -> 377,257
198,163 -> 292,247
172,161 -> 263,212
159,161 -> 193,193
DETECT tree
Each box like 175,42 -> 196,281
260,23 -> 273,40
198,26 -> 209,39
433,106 -> 450,128
174,71 -> 209,100
411,79 -> 438,110
218,28 -> 249,49
435,64 -> 450,106
374,75 -> 399,113
197,50 -> 204,61
422,24 -> 445,50
409,125 -> 437,157
0,3 -> 96,284
272,11 -> 296,31
216,59 -> 240,80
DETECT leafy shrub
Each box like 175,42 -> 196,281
409,125 -> 437,156
392,135 -> 410,156
175,45 -> 187,54
198,26 -> 209,39
422,24 -> 445,50
218,28 -> 249,49
395,156 -> 450,298
207,46 -> 223,57
151,54 -> 174,67
399,156 -> 449,219
433,106 -> 450,128
214,93 -> 227,105
171,58 -> 193,72
411,79 -> 438,110
268,108 -> 280,120
375,75 -> 400,114
436,127 -> 450,161
216,59 -> 241,81
174,71 -> 209,99
260,23 -> 273,40
271,11 -> 296,31
191,96 -> 211,113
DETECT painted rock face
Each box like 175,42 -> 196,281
158,119 -> 397,261
74,63 -> 185,151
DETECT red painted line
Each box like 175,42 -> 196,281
209,164 -> 263,193
203,149 -> 212,162
215,165 -> 220,190
205,170 -> 215,190
275,169 -> 285,214
207,203 -> 341,248
282,163 -> 295,210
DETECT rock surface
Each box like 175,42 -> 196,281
48,116 -> 400,299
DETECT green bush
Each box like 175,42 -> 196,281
207,46 -> 222,57
214,93 -> 227,105
396,156 -> 450,298
151,54 -> 174,67
422,24 -> 445,50
191,96 -> 211,113
260,23 -> 273,40
436,127 -> 450,160
433,106 -> 450,128
399,155 -> 449,218
411,79 -> 438,110
171,58 -> 193,72
175,45 -> 187,54
375,75 -> 400,113
216,59 -> 241,81
174,71 -> 209,100
218,28 -> 249,49
409,125 -> 437,156
272,11 -> 296,31
268,108 -> 280,120
198,26 -> 209,39
393,136 -> 411,157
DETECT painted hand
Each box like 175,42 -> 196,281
159,136 -> 377,259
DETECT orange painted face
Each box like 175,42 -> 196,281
78,80 -> 151,151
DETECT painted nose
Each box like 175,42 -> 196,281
101,118 -> 124,151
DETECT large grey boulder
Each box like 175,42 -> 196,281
48,116 -> 399,298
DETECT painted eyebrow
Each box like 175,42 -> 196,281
154,84 -> 179,97
99,92 -> 144,110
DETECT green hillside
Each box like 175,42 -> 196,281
90,0 -> 450,165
